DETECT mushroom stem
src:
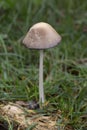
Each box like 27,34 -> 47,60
39,50 -> 45,103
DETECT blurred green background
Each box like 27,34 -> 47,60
0,0 -> 87,129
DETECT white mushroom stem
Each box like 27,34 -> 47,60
39,50 -> 45,103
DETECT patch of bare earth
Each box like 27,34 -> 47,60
0,102 -> 73,130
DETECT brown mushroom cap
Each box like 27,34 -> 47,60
23,22 -> 61,49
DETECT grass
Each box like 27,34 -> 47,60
0,0 -> 87,129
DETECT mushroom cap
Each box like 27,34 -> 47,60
23,22 -> 61,49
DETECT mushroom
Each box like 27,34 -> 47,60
23,22 -> 61,104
